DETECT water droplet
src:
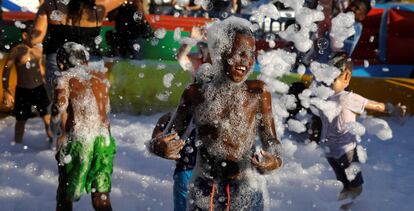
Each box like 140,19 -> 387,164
363,60 -> 369,68
185,146 -> 194,154
133,43 -> 140,52
151,37 -> 159,46
218,196 -> 226,202
317,38 -> 329,50
154,28 -> 167,39
63,155 -> 72,164
94,36 -> 103,45
50,10 -> 64,21
318,49 -> 324,55
60,0 -> 70,5
133,11 -> 143,22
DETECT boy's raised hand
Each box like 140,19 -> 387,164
151,133 -> 185,160
190,27 -> 207,41
251,150 -> 281,174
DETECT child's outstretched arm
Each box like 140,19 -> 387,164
252,84 -> 283,174
365,100 -> 407,117
2,48 -> 17,107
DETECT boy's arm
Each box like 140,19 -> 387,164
251,84 -> 283,174
2,49 -> 17,106
177,27 -> 205,71
177,43 -> 194,71
148,86 -> 196,159
365,100 -> 406,117
31,4 -> 48,45
39,52 -> 46,84
365,100 -> 386,113
51,78 -> 69,131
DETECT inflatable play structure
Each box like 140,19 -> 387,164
1,3 -> 413,115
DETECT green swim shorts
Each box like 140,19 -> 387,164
57,135 -> 116,201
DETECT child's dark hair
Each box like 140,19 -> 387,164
354,0 -> 372,14
21,21 -> 34,34
224,24 -> 254,57
56,42 -> 90,70
330,52 -> 353,72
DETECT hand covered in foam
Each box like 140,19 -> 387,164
251,149 -> 282,174
150,133 -> 185,160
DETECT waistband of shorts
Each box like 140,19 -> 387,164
16,84 -> 46,91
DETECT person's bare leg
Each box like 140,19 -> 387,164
56,196 -> 73,211
42,114 -> 53,139
92,192 -> 113,211
14,120 -> 27,144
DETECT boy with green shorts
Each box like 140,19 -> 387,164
51,42 -> 116,211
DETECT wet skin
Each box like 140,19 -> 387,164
53,70 -> 110,135
224,34 -> 256,83
52,68 -> 111,211
151,33 -> 282,180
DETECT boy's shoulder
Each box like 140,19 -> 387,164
11,44 -> 29,54
245,80 -> 266,94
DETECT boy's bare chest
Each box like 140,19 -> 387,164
17,49 -> 40,68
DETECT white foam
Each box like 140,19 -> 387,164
330,12 -> 356,49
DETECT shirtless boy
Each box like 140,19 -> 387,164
2,21 -> 52,144
149,17 -> 283,210
52,42 -> 115,211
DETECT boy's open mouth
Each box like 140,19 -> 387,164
234,66 -> 247,76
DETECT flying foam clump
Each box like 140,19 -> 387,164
362,117 -> 393,141
310,62 -> 341,86
251,3 -> 281,25
258,49 -> 296,94
330,12 -> 356,49
278,5 -> 324,52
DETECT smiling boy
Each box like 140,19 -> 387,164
149,17 -> 282,210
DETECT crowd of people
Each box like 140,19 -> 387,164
0,0 -> 408,211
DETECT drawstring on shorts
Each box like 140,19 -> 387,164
209,182 -> 231,211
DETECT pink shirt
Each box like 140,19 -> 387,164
315,91 -> 368,158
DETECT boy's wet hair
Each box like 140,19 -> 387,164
225,25 -> 254,55
330,52 -> 353,72
56,42 -> 90,70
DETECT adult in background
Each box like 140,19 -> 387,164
31,0 -> 128,100
111,0 -> 153,59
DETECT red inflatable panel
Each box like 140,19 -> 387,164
145,14 -> 211,32
387,8 -> 414,64
352,8 -> 384,65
